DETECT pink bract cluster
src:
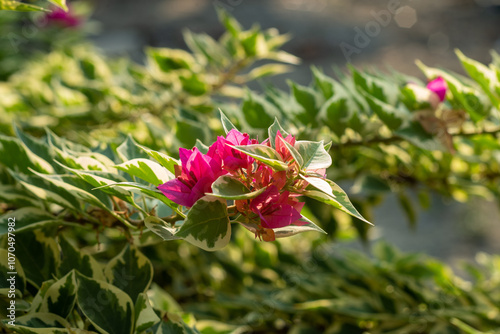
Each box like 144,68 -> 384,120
45,7 -> 81,28
158,129 -> 308,241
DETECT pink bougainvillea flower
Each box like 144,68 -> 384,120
211,129 -> 258,172
274,131 -> 296,162
158,147 -> 226,207
45,6 -> 82,28
250,186 -> 304,229
426,77 -> 447,102
252,164 -> 287,190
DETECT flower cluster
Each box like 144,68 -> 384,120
158,129 -> 310,241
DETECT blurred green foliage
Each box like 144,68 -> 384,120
1,7 -> 500,334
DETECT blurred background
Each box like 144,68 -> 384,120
85,0 -> 500,268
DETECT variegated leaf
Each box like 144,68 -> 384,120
176,197 -> 231,251
59,235 -> 104,280
0,248 -> 26,295
211,175 -> 266,200
75,272 -> 134,334
0,207 -> 53,236
15,230 -> 60,288
11,313 -> 71,329
40,271 -> 77,318
294,140 -> 332,170
135,292 -> 160,332
104,245 -> 153,303
229,144 -> 288,171
136,144 -> 179,174
115,159 -> 174,186
303,180 -> 372,226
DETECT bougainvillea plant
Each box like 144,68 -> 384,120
142,111 -> 372,250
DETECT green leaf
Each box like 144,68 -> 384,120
0,185 -> 42,208
47,0 -> 68,11
176,118 -> 210,149
351,67 -> 399,104
104,245 -> 154,303
155,316 -> 201,334
242,91 -> 281,128
116,159 -> 174,187
144,216 -> 182,241
362,92 -> 410,130
147,283 -> 183,314
319,95 -> 353,137
301,176 -> 335,198
135,293 -> 161,333
294,140 -> 332,170
211,175 -> 266,200
58,163 -> 135,204
244,64 -> 291,81
290,82 -> 321,125
28,279 -> 56,315
59,235 -> 104,280
195,139 -> 209,154
0,207 -> 53,236
10,170 -> 81,211
75,272 -> 134,334
146,47 -> 196,72
229,144 -> 288,171
15,230 -> 60,288
0,0 -> 49,12
268,117 -> 290,148
219,109 -> 238,134
216,7 -> 242,37
95,181 -> 179,210
136,144 -> 179,175
456,49 -> 500,109
176,197 -> 231,251
183,30 -> 229,67
303,180 -> 372,225
312,66 -> 337,99
40,271 -> 77,318
180,73 -> 208,96
14,313 -> 71,328
14,126 -> 59,172
0,135 -> 54,174
0,248 -> 26,295
117,135 -> 149,162
30,170 -> 113,211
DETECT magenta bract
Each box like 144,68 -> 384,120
158,147 -> 226,207
211,129 -> 258,172
46,7 -> 81,28
250,186 -> 303,229
426,77 -> 447,102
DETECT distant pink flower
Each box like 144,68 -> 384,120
250,186 -> 304,229
158,147 -> 226,207
211,129 -> 258,172
46,7 -> 81,28
426,77 -> 447,102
